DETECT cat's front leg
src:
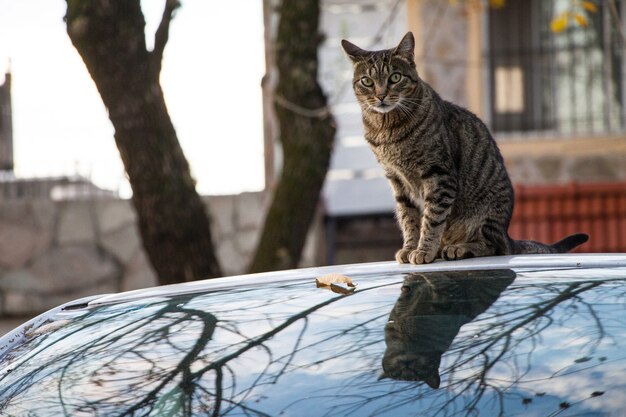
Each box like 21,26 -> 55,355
394,195 -> 422,263
411,176 -> 457,264
387,174 -> 422,264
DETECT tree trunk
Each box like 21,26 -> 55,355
65,0 -> 221,284
248,0 -> 335,273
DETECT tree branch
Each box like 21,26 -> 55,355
152,0 -> 180,72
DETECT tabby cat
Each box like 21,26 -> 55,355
341,32 -> 588,264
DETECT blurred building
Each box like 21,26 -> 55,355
0,175 -> 117,201
264,0 -> 626,263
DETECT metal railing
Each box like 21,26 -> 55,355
0,172 -> 119,201
489,0 -> 625,136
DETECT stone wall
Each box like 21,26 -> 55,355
499,136 -> 626,185
505,153 -> 626,185
0,192 -> 323,317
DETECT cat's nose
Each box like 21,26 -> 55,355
376,94 -> 387,102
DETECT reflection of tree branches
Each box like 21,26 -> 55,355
0,301 -> 215,415
280,312 -> 388,374
271,317 -> 308,383
0,306 -> 139,406
117,306 -> 217,416
0,280 -> 398,416
1,273 -> 624,416
424,282 -> 604,417
321,274 -> 625,417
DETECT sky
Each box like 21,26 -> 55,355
0,0 -> 265,196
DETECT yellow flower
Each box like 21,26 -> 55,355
582,1 -> 598,13
490,0 -> 506,8
551,13 -> 569,33
574,13 -> 588,27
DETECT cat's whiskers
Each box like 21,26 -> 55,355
394,101 -> 420,124
361,99 -> 379,114
398,97 -> 426,108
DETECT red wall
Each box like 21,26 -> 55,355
510,182 -> 626,253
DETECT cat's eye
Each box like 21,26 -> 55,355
360,77 -> 374,87
389,73 -> 402,83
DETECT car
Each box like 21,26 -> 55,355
0,253 -> 625,416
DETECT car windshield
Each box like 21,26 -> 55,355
0,266 -> 625,416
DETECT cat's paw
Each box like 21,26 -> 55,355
442,244 -> 473,261
395,248 -> 414,264
408,248 -> 437,264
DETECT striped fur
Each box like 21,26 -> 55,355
342,32 -> 588,264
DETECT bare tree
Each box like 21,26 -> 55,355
65,0 -> 334,282
64,0 -> 221,284
249,0 -> 336,273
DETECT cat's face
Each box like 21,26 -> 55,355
341,32 -> 419,115
381,340 -> 442,389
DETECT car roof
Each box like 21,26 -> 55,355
86,253 -> 626,306
2,254 -> 623,358
0,253 -> 625,416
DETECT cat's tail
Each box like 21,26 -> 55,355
511,233 -> 589,254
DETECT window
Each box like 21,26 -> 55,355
489,0 -> 624,135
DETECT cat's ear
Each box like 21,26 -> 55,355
341,39 -> 368,62
423,372 -> 441,389
393,32 -> 415,63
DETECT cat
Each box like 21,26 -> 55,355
381,270 -> 516,388
341,32 -> 589,264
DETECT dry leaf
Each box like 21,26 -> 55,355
316,273 -> 355,287
316,273 -> 356,294
329,283 -> 356,295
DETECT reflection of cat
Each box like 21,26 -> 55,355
381,270 -> 515,388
